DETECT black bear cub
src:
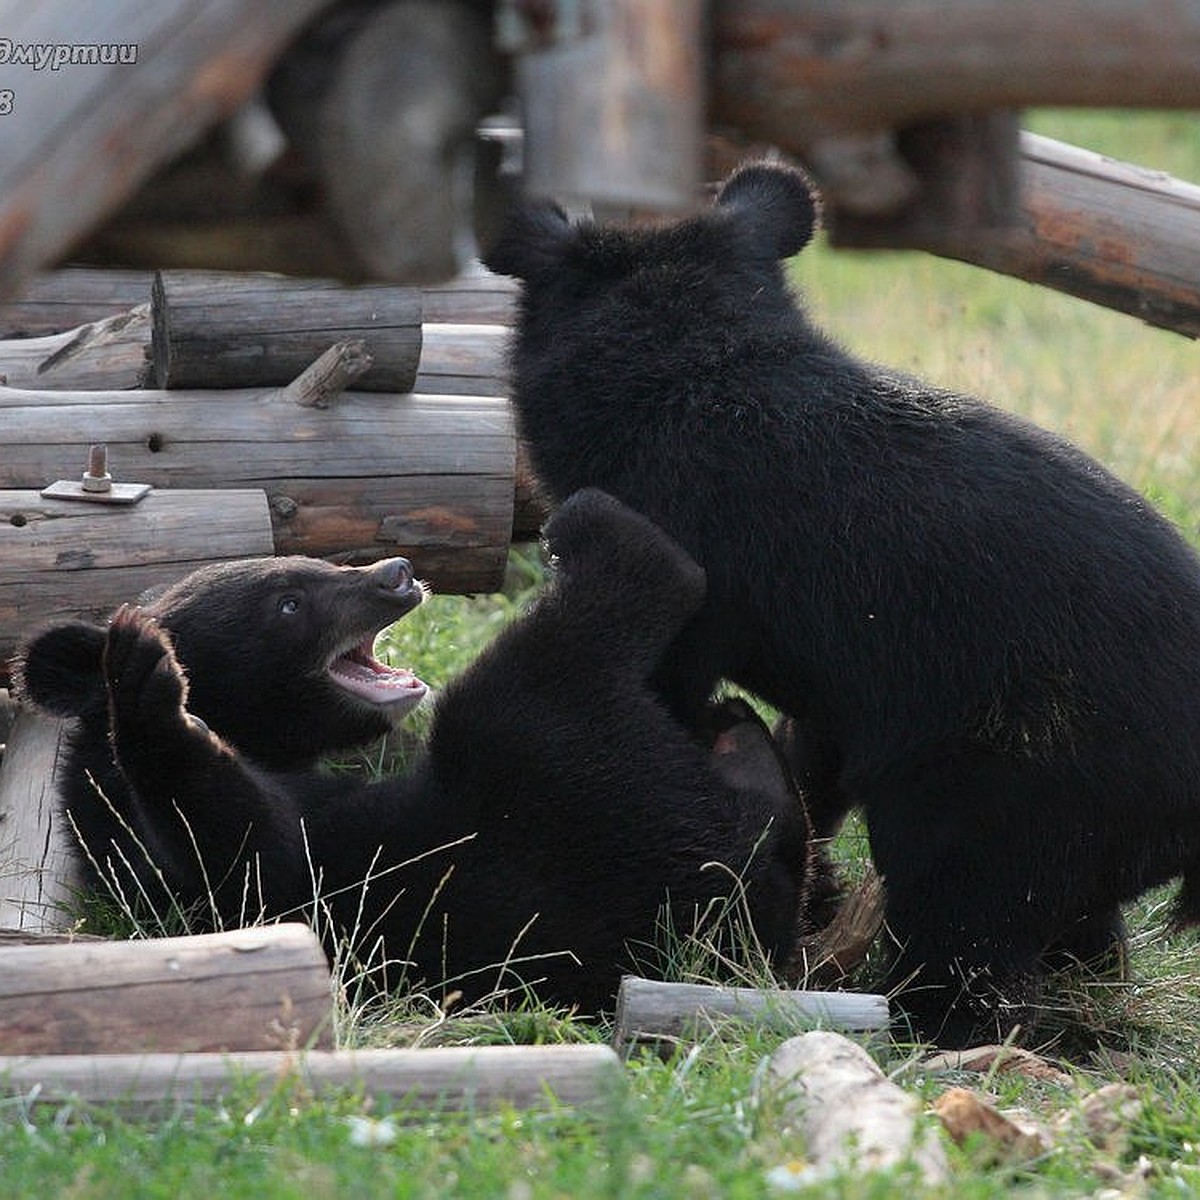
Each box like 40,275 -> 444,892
484,162 -> 1200,1045
16,491 -> 815,1013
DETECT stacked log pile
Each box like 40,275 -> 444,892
0,267 -> 533,677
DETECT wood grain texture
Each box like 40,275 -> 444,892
0,387 -> 517,590
0,708 -> 78,931
150,271 -> 422,391
612,975 -> 889,1054
0,925 -> 335,1052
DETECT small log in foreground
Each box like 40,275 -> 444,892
612,976 -> 889,1054
0,1045 -> 623,1116
0,925 -> 335,1054
150,271 -> 422,391
765,1031 -> 949,1185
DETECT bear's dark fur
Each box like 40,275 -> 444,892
483,162 -> 1200,1044
15,491 -> 813,1012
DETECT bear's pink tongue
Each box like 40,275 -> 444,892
329,638 -> 428,716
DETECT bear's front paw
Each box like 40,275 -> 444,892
104,605 -> 191,742
545,489 -> 705,603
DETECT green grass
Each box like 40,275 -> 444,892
12,110 -> 1200,1196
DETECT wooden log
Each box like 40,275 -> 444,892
415,325 -> 509,396
508,0 -> 704,210
0,708 -> 79,931
611,976 -> 890,1055
0,305 -> 150,390
764,1031 -> 949,1184
0,1044 -> 623,1115
0,268 -> 518,339
0,925 -> 335,1053
0,0 -> 329,303
712,0 -> 1200,158
150,271 -> 422,391
422,272 -> 518,327
0,387 -> 517,594
928,132 -> 1200,338
0,488 -> 274,675
0,268 -> 152,338
1,309 -> 509,398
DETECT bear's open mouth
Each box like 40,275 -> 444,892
328,636 -> 428,716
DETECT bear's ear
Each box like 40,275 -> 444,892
715,163 -> 820,260
11,622 -> 108,718
481,199 -> 574,281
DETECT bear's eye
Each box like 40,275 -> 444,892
279,596 -> 301,616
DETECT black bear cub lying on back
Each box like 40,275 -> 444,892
16,491 -> 816,1012
484,161 -> 1200,1045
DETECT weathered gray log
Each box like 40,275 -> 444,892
0,305 -> 150,390
0,268 -> 152,338
0,708 -> 79,931
415,325 -> 509,396
150,271 -> 422,391
0,269 -> 519,340
422,273 -> 518,326
0,488 -> 273,672
1,386 -> 517,592
507,0 -> 704,210
0,925 -> 335,1053
0,1044 -> 623,1115
764,1032 -> 949,1184
611,976 -> 890,1055
0,0 -> 329,303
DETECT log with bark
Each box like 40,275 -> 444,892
0,925 -> 335,1053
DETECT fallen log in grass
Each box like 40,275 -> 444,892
0,1044 -> 624,1116
0,925 -> 335,1054
612,975 -> 889,1055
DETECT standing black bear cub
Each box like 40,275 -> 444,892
484,162 -> 1200,1045
16,491 -> 814,1013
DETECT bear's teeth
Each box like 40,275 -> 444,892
329,639 -> 428,710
